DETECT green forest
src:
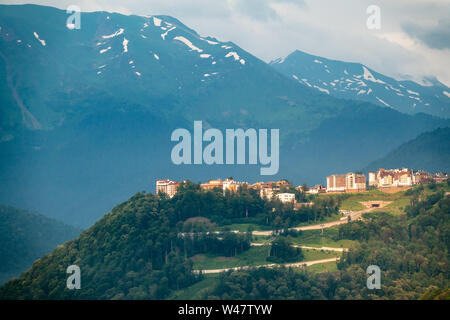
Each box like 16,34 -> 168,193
0,205 -> 80,285
0,182 -> 449,299
206,184 -> 450,299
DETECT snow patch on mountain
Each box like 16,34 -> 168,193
174,36 -> 203,52
99,46 -> 111,54
202,38 -> 218,45
33,32 -> 46,46
302,79 -> 312,87
362,66 -> 385,84
407,89 -> 419,96
153,17 -> 162,27
122,38 -> 129,53
102,28 -> 124,39
161,27 -> 176,40
376,97 -> 390,107
225,51 -> 239,60
314,85 -> 329,94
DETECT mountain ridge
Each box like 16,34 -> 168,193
0,204 -> 81,285
0,4 -> 449,227
364,126 -> 450,173
271,49 -> 450,118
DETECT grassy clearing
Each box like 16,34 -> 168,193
377,196 -> 411,215
302,249 -> 340,260
289,227 -> 356,248
169,274 -> 219,300
251,235 -> 273,243
324,188 -> 413,215
191,245 -> 340,271
306,261 -> 338,274
340,199 -> 366,211
251,227 -> 355,248
217,223 -> 272,232
191,246 -> 271,270
294,212 -> 342,227
217,214 -> 344,232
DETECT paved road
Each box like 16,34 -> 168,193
293,245 -> 348,252
251,201 -> 391,236
193,257 -> 340,274
191,201 -> 393,275
250,242 -> 348,252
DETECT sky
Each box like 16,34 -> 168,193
4,0 -> 450,86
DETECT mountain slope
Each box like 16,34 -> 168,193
364,127 -> 450,173
1,184 -> 448,300
0,205 -> 80,284
270,50 -> 450,118
0,4 -> 449,227
0,4 -> 327,137
0,189 -> 241,300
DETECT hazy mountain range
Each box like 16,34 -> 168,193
0,204 -> 80,285
365,127 -> 450,173
0,4 -> 449,227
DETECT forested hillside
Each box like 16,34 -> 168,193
0,182 -> 448,299
0,182 -> 341,299
205,184 -> 450,299
365,127 -> 450,173
0,205 -> 80,284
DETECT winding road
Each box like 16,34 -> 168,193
193,257 -> 340,274
193,201 -> 391,274
250,242 -> 348,252
251,201 -> 391,236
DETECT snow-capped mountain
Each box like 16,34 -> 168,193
0,5 -> 265,134
270,50 -> 450,118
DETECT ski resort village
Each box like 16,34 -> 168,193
156,168 -> 448,201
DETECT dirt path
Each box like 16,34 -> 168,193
194,257 -> 340,274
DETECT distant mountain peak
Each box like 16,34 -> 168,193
271,50 -> 450,118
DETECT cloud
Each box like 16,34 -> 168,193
403,19 -> 450,50
233,0 -> 305,21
